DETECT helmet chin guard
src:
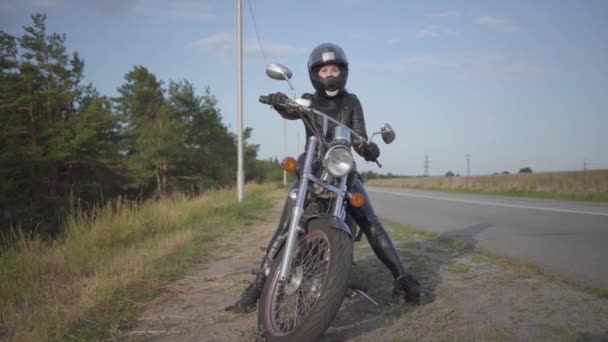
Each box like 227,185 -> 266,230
325,89 -> 339,97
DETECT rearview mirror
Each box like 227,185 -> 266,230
266,63 -> 292,81
380,123 -> 395,144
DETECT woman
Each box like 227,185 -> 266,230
227,42 -> 431,314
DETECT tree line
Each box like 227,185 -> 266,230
0,14 -> 280,237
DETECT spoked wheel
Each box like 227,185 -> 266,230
259,225 -> 352,342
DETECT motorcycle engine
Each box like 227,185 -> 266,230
307,201 -> 327,215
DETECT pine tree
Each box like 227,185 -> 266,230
116,66 -> 186,198
0,30 -> 29,222
167,82 -> 237,190
1,14 -> 122,234
1,13 -> 273,235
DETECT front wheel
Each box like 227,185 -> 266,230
258,225 -> 353,342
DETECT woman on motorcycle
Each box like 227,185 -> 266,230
227,42 -> 431,314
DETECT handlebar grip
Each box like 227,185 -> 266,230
259,95 -> 271,105
375,160 -> 382,168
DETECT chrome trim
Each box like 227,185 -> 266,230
288,188 -> 298,200
333,177 -> 348,219
279,136 -> 317,282
308,174 -> 347,197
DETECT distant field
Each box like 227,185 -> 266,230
367,169 -> 608,202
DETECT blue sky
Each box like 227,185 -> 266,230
2,0 -> 607,176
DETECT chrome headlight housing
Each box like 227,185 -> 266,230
323,145 -> 353,177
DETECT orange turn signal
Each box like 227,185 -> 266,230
349,192 -> 366,208
281,157 -> 298,173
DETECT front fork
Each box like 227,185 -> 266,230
278,136 -> 317,282
277,136 -> 350,282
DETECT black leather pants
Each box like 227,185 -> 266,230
346,178 -> 407,278
258,178 -> 407,279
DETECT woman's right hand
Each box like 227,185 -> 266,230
267,92 -> 289,106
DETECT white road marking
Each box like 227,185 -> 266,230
368,189 -> 608,217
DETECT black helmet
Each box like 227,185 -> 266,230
307,43 -> 349,98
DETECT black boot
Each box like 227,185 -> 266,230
393,273 -> 433,305
225,273 -> 266,314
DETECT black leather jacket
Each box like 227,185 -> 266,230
274,91 -> 369,157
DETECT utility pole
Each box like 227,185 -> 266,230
283,121 -> 287,185
424,153 -> 430,177
297,130 -> 301,151
236,0 -> 244,201
583,160 -> 588,171
466,153 -> 471,177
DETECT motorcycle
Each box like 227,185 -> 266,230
256,63 -> 396,341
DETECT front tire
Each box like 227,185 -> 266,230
258,225 -> 353,342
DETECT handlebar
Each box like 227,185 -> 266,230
259,95 -> 271,105
260,94 -> 383,167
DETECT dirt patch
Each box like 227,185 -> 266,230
124,196 -> 284,341
125,198 -> 608,341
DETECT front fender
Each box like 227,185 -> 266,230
305,213 -> 352,237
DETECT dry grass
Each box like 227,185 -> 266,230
0,184 -> 275,342
368,169 -> 608,201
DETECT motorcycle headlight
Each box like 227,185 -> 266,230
323,145 -> 353,177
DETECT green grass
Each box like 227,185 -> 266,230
581,286 -> 608,300
0,184 -> 276,342
445,263 -> 471,274
536,323 -> 581,341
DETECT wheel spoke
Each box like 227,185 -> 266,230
269,232 -> 332,334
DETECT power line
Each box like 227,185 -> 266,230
246,0 -> 269,65
247,0 -> 288,187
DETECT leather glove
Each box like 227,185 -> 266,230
363,142 -> 380,162
268,92 -> 289,106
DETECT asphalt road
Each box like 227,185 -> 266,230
367,186 -> 608,289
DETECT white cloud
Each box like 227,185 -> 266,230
383,55 -> 457,72
132,0 -> 216,22
386,37 -> 401,45
459,52 -> 542,77
432,11 -> 461,17
381,51 -> 542,78
192,33 -> 233,55
415,28 -> 440,38
31,0 -> 67,6
350,33 -> 377,41
414,25 -> 458,38
192,33 -> 304,59
494,63 -> 544,76
473,16 -> 516,32
20,0 -> 215,19
244,40 -> 304,58
25,0 -> 136,13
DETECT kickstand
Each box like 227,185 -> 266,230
347,282 -> 379,306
